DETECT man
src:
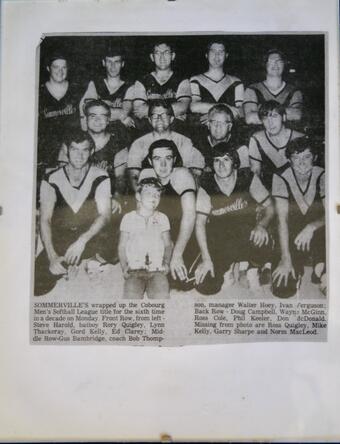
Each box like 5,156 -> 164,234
249,100 -> 304,190
35,130 -> 112,296
131,40 -> 191,130
244,50 -> 303,126
79,44 -> 134,129
272,137 -> 325,298
127,100 -> 204,190
139,140 -> 197,285
190,41 -> 244,126
193,104 -> 249,177
194,142 -> 274,295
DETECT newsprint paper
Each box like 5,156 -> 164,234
31,32 -> 328,346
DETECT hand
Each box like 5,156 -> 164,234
64,237 -> 87,266
170,253 -> 188,281
272,258 -> 296,287
200,114 -> 209,126
250,224 -> 269,247
294,224 -> 315,251
49,255 -> 67,276
122,266 -> 130,280
112,198 -> 122,215
195,259 -> 215,285
66,264 -> 79,281
96,160 -> 109,171
134,104 -> 148,119
122,116 -> 136,128
162,263 -> 170,275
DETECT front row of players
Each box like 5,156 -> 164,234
35,130 -> 326,299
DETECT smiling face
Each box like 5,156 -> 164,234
68,140 -> 92,170
213,154 -> 234,179
290,148 -> 315,175
48,58 -> 67,83
208,111 -> 233,142
149,105 -> 173,133
206,43 -> 227,69
150,147 -> 175,180
86,105 -> 110,134
103,55 -> 124,78
151,43 -> 174,70
262,110 -> 284,136
137,185 -> 161,211
266,52 -> 284,77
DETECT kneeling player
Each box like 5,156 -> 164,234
194,142 -> 274,295
272,137 -> 326,298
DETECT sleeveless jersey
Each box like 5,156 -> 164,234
92,78 -> 132,108
190,73 -> 243,106
245,81 -> 301,107
135,72 -> 190,104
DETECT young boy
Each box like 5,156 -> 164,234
118,178 -> 173,299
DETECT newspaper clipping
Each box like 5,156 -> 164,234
31,33 -> 327,346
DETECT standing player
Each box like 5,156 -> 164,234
272,137 -> 325,298
35,130 -> 113,296
244,50 -> 303,126
131,40 -> 191,132
139,140 -> 197,286
190,41 -> 244,126
79,44 -> 134,129
127,100 -> 204,191
249,100 -> 304,190
194,142 -> 274,295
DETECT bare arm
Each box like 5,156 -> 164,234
243,88 -> 261,125
128,168 -> 141,192
249,158 -> 262,176
172,97 -> 191,117
118,231 -> 130,278
161,231 -> 173,273
285,90 -> 303,122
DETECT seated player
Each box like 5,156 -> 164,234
249,100 -> 304,190
34,130 -> 113,296
79,44 -> 134,129
38,54 -> 83,170
118,178 -> 172,299
190,41 -> 244,126
193,104 -> 249,177
272,137 -> 326,298
244,50 -> 303,126
131,40 -> 191,133
139,140 -> 197,286
127,100 -> 204,190
60,99 -> 128,212
194,142 -> 274,295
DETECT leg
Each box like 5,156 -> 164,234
34,250 -> 61,296
123,271 -> 146,299
147,272 -> 170,299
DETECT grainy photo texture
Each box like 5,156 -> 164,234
31,34 -> 327,345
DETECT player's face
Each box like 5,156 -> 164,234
290,148 -> 314,175
208,112 -> 233,141
48,59 -> 67,83
151,148 -> 175,180
138,186 -> 161,211
213,155 -> 234,178
207,43 -> 227,69
262,110 -> 284,136
151,44 -> 174,70
68,141 -> 92,169
149,106 -> 172,132
266,53 -> 284,77
103,56 -> 124,78
86,105 -> 110,133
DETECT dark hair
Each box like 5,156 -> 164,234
206,41 -> 226,53
148,99 -> 174,118
208,104 -> 234,124
286,136 -> 317,159
137,177 -> 163,193
150,40 -> 175,54
63,129 -> 95,152
211,142 -> 240,170
83,99 -> 110,117
147,139 -> 180,162
103,43 -> 125,60
263,49 -> 287,67
47,54 -> 67,68
259,100 -> 286,120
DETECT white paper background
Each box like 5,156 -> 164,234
1,0 -> 340,440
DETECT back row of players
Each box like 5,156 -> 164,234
36,40 -> 325,298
